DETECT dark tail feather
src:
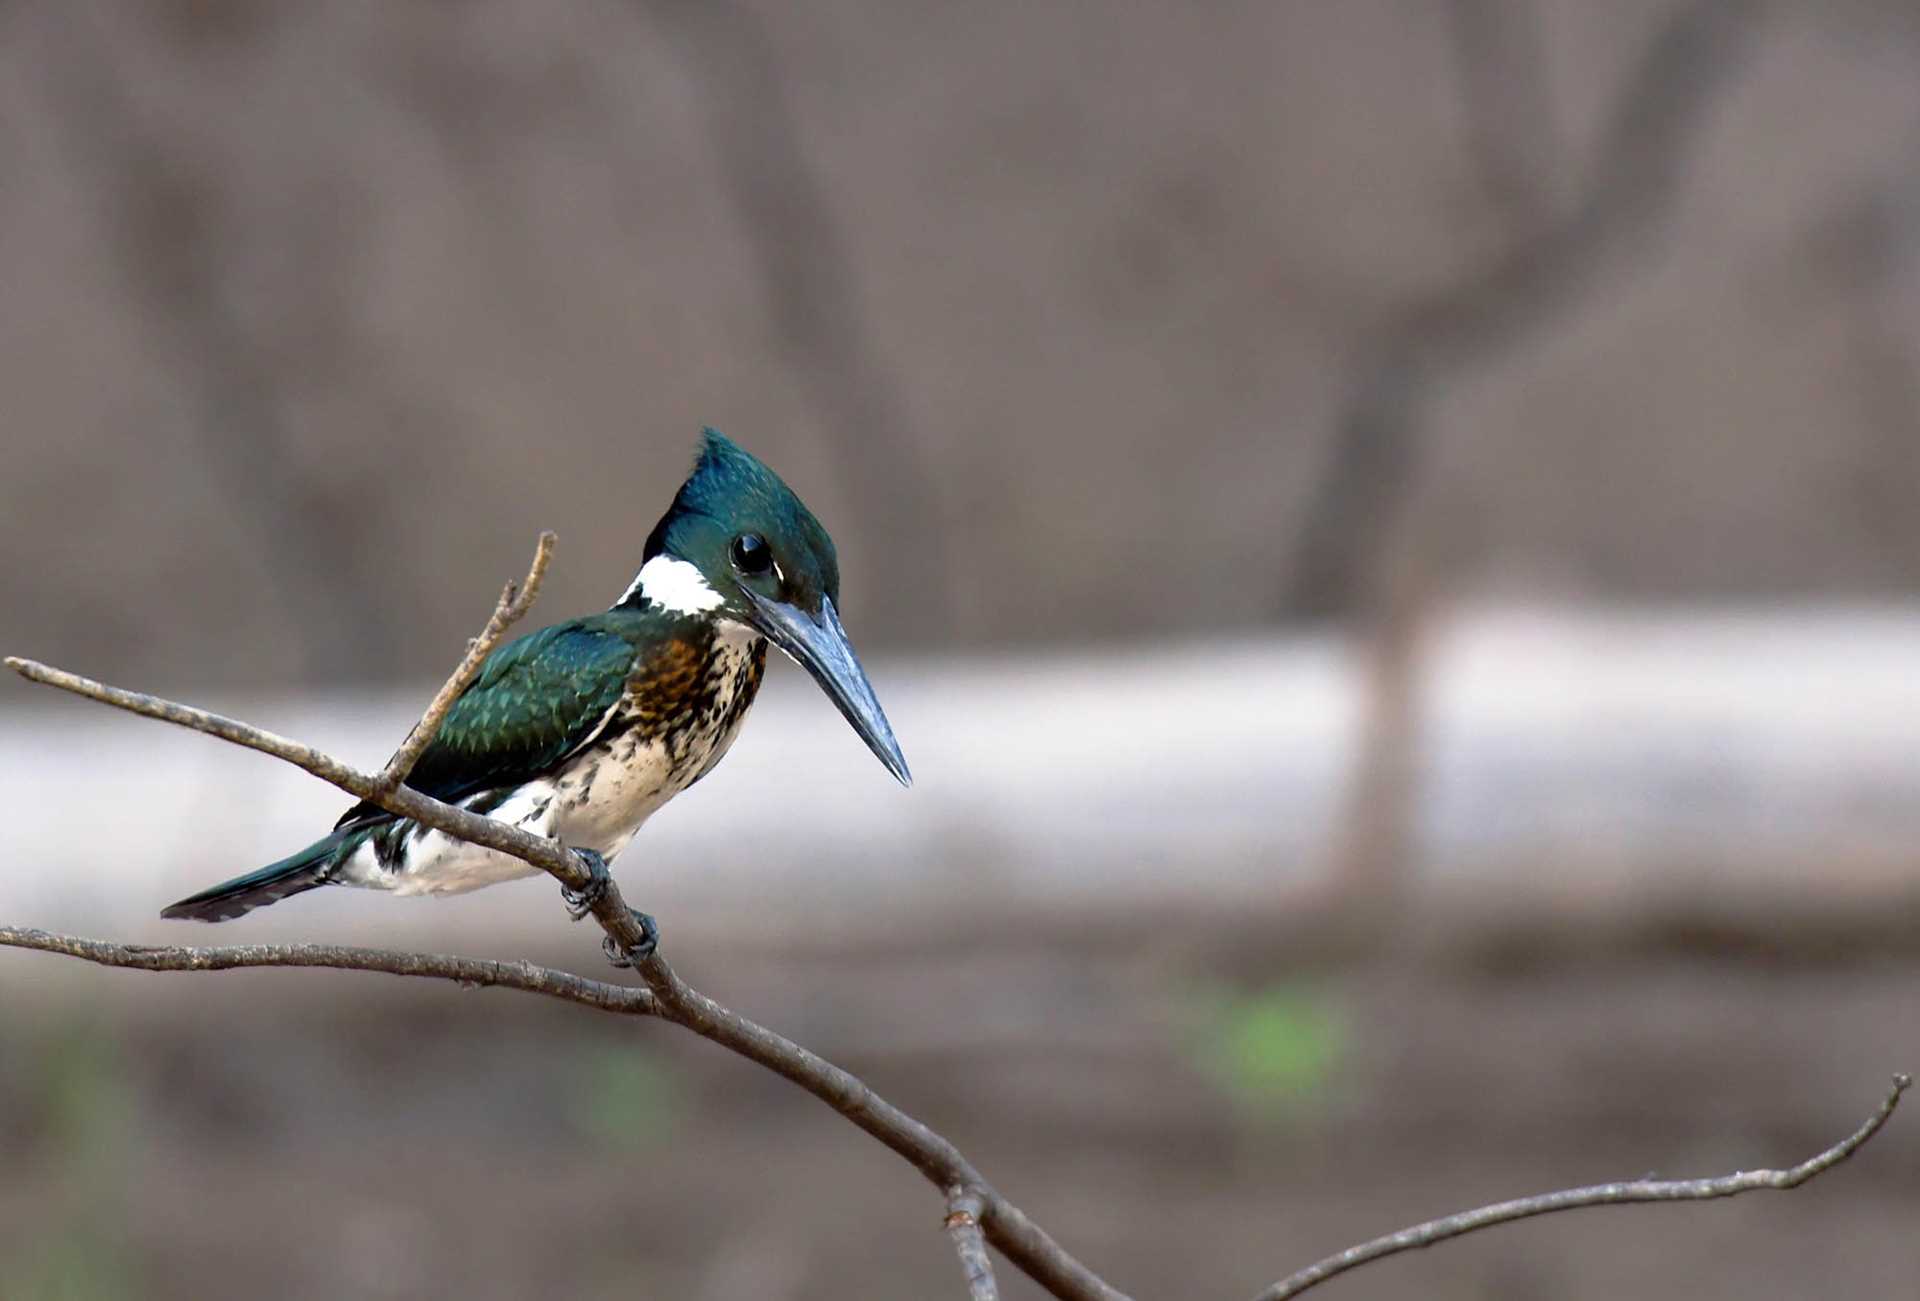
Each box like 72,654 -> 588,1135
162,830 -> 356,922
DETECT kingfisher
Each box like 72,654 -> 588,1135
162,430 -> 909,958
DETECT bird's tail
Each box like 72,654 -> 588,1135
161,829 -> 358,922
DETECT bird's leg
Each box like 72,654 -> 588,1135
601,911 -> 661,968
560,848 -> 660,964
560,847 -> 612,921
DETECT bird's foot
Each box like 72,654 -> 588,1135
560,848 -> 612,921
602,910 -> 661,968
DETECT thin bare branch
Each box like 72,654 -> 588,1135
946,1189 -> 1001,1301
7,656 -> 389,798
378,528 -> 556,791
1,649 -> 622,915
1255,1073 -> 1913,1301
0,926 -> 655,1015
3,536 -> 1122,1301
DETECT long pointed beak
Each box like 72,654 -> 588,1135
742,591 -> 911,787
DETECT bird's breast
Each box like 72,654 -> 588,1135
549,626 -> 766,855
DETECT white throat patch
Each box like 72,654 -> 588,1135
622,555 -> 726,614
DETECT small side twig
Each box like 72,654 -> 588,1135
946,1188 -> 1000,1301
1254,1073 -> 1913,1301
376,528 -> 556,791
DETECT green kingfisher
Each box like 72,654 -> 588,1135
161,430 -> 909,956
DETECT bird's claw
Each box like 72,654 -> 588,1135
559,848 -> 657,964
602,910 -> 660,968
560,848 -> 612,921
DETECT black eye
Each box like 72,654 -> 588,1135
730,533 -> 773,575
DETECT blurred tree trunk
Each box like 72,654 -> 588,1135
1295,0 -> 1763,926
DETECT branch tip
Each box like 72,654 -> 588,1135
1255,1073 -> 1912,1300
377,530 -> 561,792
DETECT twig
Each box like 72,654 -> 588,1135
377,529 -> 556,791
1,652 -> 629,919
1254,1073 -> 1913,1301
946,1189 -> 1000,1301
0,926 -> 655,1015
3,652 -> 616,913
4,535 -> 1124,1301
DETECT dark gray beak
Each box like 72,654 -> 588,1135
742,591 -> 911,787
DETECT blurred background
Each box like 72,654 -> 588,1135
3,1 -> 1919,1297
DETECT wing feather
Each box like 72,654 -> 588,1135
335,618 -> 639,830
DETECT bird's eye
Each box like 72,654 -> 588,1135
730,533 -> 773,575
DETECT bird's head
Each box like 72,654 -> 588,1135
624,429 -> 910,787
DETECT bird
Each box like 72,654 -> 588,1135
161,430 -> 909,959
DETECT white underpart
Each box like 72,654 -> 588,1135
340,738 -> 683,898
620,554 -> 726,613
339,782 -> 562,896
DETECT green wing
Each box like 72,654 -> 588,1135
335,615 -> 641,829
